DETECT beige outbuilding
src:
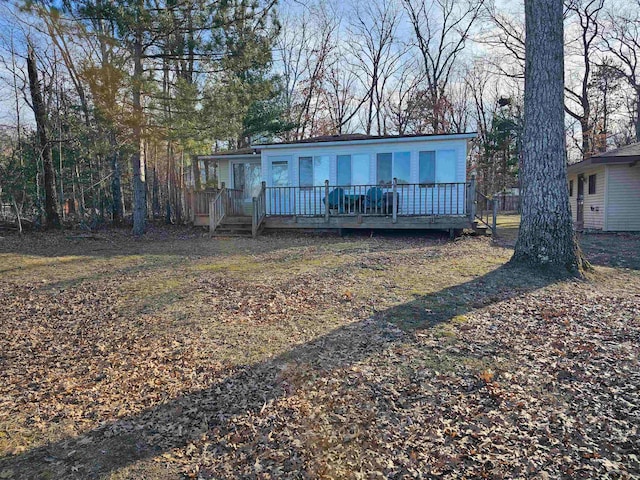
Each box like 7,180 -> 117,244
567,143 -> 640,231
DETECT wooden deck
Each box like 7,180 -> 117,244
189,180 -> 495,236
263,214 -> 471,231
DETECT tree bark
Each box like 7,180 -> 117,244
512,0 -> 588,275
27,44 -> 60,229
131,20 -> 147,235
635,93 -> 640,143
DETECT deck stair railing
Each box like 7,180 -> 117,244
208,188 -> 226,236
221,184 -> 245,217
252,181 -> 267,237
474,190 -> 498,235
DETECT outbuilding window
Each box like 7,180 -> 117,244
588,174 -> 596,195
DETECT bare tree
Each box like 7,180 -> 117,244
276,4 -> 338,139
322,51 -> 368,134
602,0 -> 640,142
26,42 -> 60,229
348,0 -> 405,135
384,59 -> 427,135
564,0 -> 605,159
402,0 -> 485,133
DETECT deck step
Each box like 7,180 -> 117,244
223,216 -> 252,225
212,217 -> 253,236
472,222 -> 491,236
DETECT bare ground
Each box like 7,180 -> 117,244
0,223 -> 639,479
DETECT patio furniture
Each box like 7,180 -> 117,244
382,191 -> 400,214
344,194 -> 365,213
364,187 -> 384,213
323,187 -> 346,213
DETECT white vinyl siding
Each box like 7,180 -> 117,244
583,167 -> 605,230
568,167 -> 605,230
606,164 -> 640,231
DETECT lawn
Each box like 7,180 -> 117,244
0,226 -> 639,479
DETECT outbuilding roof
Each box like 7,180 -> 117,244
567,143 -> 640,174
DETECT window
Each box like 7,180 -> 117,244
588,174 -> 596,194
569,179 -> 573,197
419,151 -> 436,184
394,152 -> 411,184
436,150 -> 457,183
337,155 -> 351,185
339,154 -> 370,185
299,156 -> 313,187
376,152 -> 410,185
418,150 -> 457,185
377,153 -> 392,184
299,155 -> 330,187
271,161 -> 289,187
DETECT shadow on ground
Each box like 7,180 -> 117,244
0,262 -> 559,479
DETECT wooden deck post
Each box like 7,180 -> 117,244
208,196 -> 214,238
492,197 -> 498,235
188,188 -> 195,223
324,180 -> 330,223
392,178 -> 398,224
468,177 -> 477,222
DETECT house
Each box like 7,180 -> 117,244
567,143 -> 640,232
191,132 -> 487,236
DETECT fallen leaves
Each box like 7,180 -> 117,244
0,230 -> 639,479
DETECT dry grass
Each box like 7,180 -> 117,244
0,226 -> 638,479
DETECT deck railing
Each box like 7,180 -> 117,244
208,188 -> 226,236
475,190 -> 498,234
265,180 -> 468,218
191,189 -> 220,217
222,186 -> 245,217
252,182 -> 267,237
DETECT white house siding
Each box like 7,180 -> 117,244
568,166 -> 605,230
568,173 -> 577,224
584,167 -> 606,230
605,163 -> 640,231
260,137 -> 469,216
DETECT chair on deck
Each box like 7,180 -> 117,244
364,187 -> 384,213
323,187 -> 346,214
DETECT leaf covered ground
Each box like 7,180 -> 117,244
0,223 -> 639,479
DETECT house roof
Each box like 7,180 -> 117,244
197,132 -> 477,158
253,132 -> 477,148
567,143 -> 640,174
197,147 -> 260,159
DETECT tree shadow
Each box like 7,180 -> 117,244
576,232 -> 640,271
0,263 -> 560,479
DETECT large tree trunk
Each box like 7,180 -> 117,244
110,138 -> 124,224
27,44 -> 60,229
512,0 -> 587,275
635,93 -> 640,143
131,23 -> 147,235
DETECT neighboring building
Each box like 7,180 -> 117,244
567,143 -> 640,231
193,132 -> 483,235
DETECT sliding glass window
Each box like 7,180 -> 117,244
338,154 -> 370,186
299,155 -> 330,187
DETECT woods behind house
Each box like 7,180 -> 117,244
0,0 -> 637,231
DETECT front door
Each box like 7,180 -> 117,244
576,174 -> 584,229
232,162 -> 262,215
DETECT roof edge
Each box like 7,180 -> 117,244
252,132 -> 477,149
